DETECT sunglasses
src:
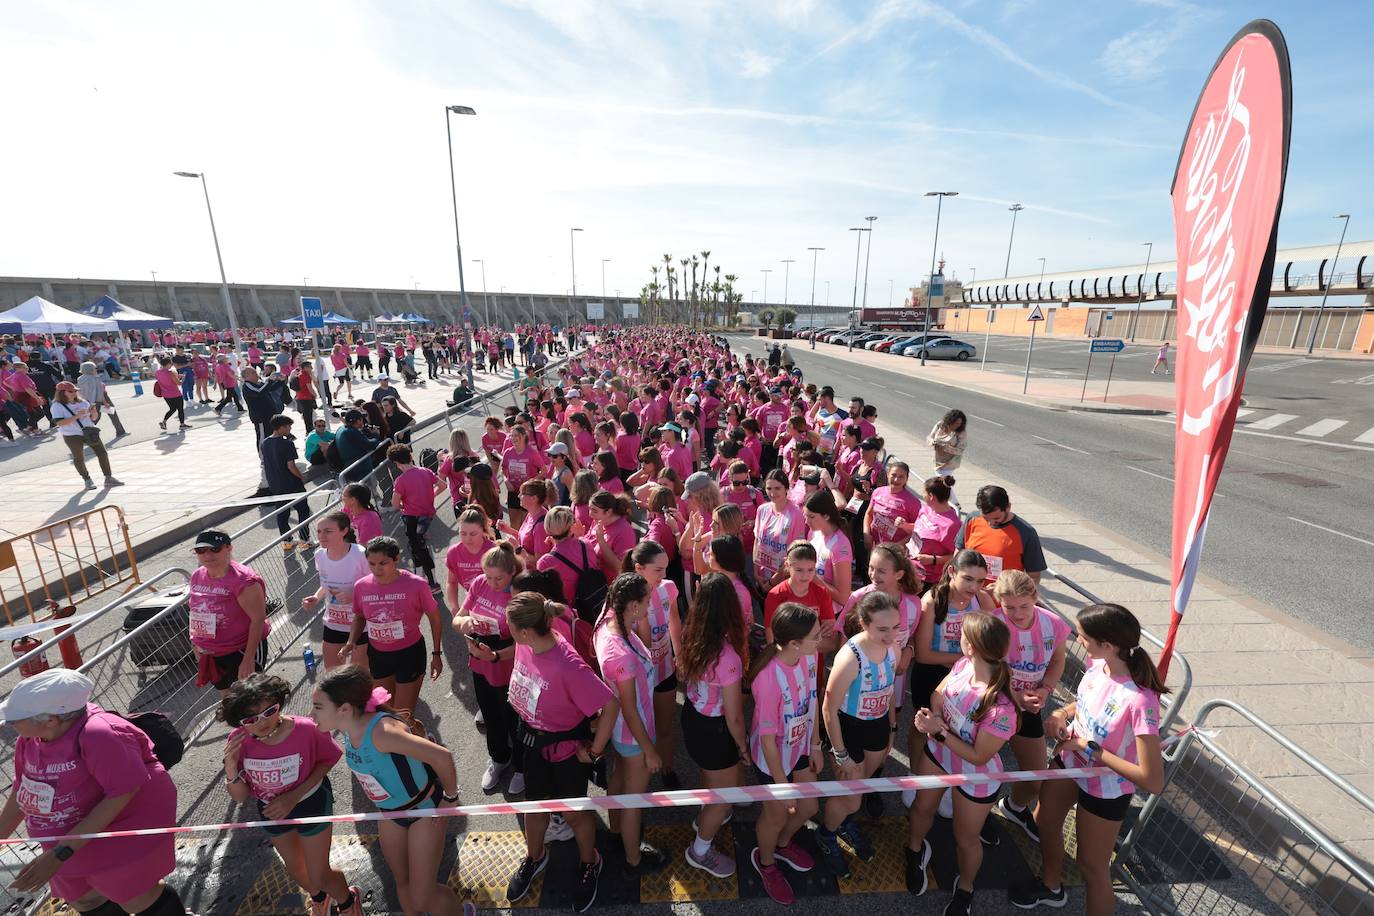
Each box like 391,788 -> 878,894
239,703 -> 280,726
193,545 -> 224,555
731,479 -> 749,486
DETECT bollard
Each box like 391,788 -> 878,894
131,370 -> 144,396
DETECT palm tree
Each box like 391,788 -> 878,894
712,265 -> 722,325
699,250 -> 711,323
649,265 -> 661,323
680,258 -> 691,326
666,266 -> 677,323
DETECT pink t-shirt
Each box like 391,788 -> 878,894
481,430 -> 508,457
754,502 -> 806,583
645,581 -> 679,685
235,716 -> 342,802
509,634 -> 614,762
685,641 -> 742,718
330,351 -> 349,371
582,516 -> 636,576
868,486 -> 922,546
659,443 -> 693,480
751,402 -> 788,440
995,605 -> 1073,693
750,654 -> 818,778
843,585 -> 922,657
352,570 -> 436,651
574,430 -> 596,461
536,538 -> 593,607
189,561 -> 270,654
593,622 -> 656,748
460,577 -> 515,685
501,446 -> 546,488
393,466 -> 438,518
614,433 -> 641,471
600,475 -> 625,495
927,656 -> 1017,799
214,362 -> 237,386
911,504 -> 961,582
644,515 -> 678,562
446,539 -> 495,592
518,512 -> 550,560
1061,659 -> 1161,799
347,508 -> 383,547
723,485 -> 763,551
437,455 -> 469,505
13,706 -> 162,837
811,528 -> 853,589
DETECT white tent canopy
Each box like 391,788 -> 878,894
0,297 -> 119,334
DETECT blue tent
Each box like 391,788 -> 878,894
323,311 -> 359,325
82,295 -> 172,330
403,312 -> 432,323
0,321 -> 19,335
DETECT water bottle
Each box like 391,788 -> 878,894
302,646 -> 317,674
131,370 -> 144,397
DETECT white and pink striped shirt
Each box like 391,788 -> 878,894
685,642 -> 743,718
754,502 -> 806,583
1061,659 -> 1161,799
645,581 -> 679,686
995,605 -> 1072,693
592,623 -> 655,749
927,657 -> 1017,799
750,654 -> 818,778
843,585 -> 922,657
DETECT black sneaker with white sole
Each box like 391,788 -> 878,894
998,797 -> 1040,841
505,853 -> 548,903
1010,880 -> 1068,909
944,886 -> 974,916
623,843 -> 668,877
904,839 -> 932,896
979,817 -> 1001,847
574,854 -> 603,913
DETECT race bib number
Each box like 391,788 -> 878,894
471,613 -> 499,637
326,604 -> 355,627
189,609 -> 218,639
352,770 -> 392,803
16,776 -> 55,816
784,709 -> 813,747
984,554 -> 1004,579
650,627 -> 672,665
857,689 -> 891,719
244,754 -> 302,797
942,701 -> 973,744
941,617 -> 963,646
508,668 -> 543,721
845,494 -> 865,514
366,619 -> 405,643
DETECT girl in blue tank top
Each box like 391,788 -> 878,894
313,665 -> 463,916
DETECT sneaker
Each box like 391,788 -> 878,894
838,818 -> 876,863
979,818 -> 1001,847
508,770 -> 526,795
179,423 -> 192,429
905,839 -> 932,896
282,541 -> 297,552
103,477 -> 124,487
773,837 -> 814,872
623,843 -> 668,876
944,886 -> 974,916
813,830 -> 850,879
474,708 -> 486,729
333,886 -> 363,916
573,853 -> 602,913
684,843 -> 736,878
505,853 -> 547,904
938,788 -> 954,819
545,814 -> 575,843
751,848 -> 794,905
999,797 -> 1040,842
82,478 -> 97,490
158,421 -> 167,430
1010,880 -> 1068,909
481,758 -> 508,792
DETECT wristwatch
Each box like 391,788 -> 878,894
1086,740 -> 1103,761
53,845 -> 74,862
931,730 -> 947,744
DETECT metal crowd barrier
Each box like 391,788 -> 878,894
0,505 -> 140,625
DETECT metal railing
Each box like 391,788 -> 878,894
0,505 -> 139,625
1114,699 -> 1374,916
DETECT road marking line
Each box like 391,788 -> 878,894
926,400 -> 951,409
1141,415 -> 1374,454
1287,516 -> 1374,548
1234,408 -> 1255,418
1032,434 -> 1090,455
1355,427 -> 1374,445
1295,418 -> 1348,438
846,374 -> 861,380
1246,412 -> 1297,430
1127,466 -> 1173,483
970,414 -> 1004,427
873,383 -> 889,390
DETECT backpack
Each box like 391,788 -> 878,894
419,447 -> 440,472
288,372 -> 300,392
556,603 -> 599,674
80,710 -> 185,771
551,541 -> 609,625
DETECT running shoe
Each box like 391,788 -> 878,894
505,853 -> 547,904
474,708 -> 486,729
333,886 -> 363,916
545,814 -> 574,843
684,844 -> 735,878
508,770 -> 526,795
573,853 -> 602,913
905,839 -> 932,896
481,758 -> 508,792
838,818 -> 876,863
1010,880 -> 1068,909
751,848 -> 794,905
813,830 -> 850,879
944,886 -> 974,916
998,797 -> 1040,842
282,541 -> 297,552
82,478 -> 97,490
104,477 -> 124,487
773,836 -> 814,872
623,843 -> 668,876
980,818 -> 1001,847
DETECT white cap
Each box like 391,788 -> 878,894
0,669 -> 94,723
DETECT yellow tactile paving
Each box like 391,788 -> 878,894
639,823 -> 740,903
450,829 -> 543,909
836,816 -> 913,894
236,835 -> 379,915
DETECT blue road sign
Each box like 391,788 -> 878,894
301,296 -> 325,330
1091,338 -> 1126,353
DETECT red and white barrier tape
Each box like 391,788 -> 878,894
0,765 -> 1113,846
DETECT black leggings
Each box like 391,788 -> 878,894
216,386 -> 244,411
161,396 -> 185,425
473,672 -> 524,772
403,515 -> 435,573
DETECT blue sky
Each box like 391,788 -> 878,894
0,0 -> 1369,307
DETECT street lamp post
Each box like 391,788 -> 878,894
848,227 -> 869,352
888,278 -> 894,308
473,259 -> 491,327
601,259 -> 610,299
443,104 -> 477,390
1129,241 -> 1154,343
781,259 -> 795,309
761,269 -> 771,307
172,171 -> 243,352
1307,214 -> 1352,353
921,191 -> 958,366
807,247 -> 824,349
861,215 -> 878,312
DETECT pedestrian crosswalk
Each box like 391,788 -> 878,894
1235,410 -> 1374,444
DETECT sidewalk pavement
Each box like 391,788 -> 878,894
774,338 -> 1374,869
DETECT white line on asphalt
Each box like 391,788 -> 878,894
971,414 -> 1005,427
926,400 -> 951,409
846,374 -> 860,380
1295,418 -> 1348,438
1355,427 -> 1374,445
1234,408 -> 1255,418
1246,412 -> 1297,430
1140,415 -> 1374,454
873,383 -> 890,390
1287,516 -> 1374,548
1032,434 -> 1090,455
1127,466 -> 1173,483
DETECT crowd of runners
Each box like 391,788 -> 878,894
1,326 -> 1166,916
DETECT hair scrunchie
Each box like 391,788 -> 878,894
364,686 -> 392,712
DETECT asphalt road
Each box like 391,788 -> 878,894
738,336 -> 1374,655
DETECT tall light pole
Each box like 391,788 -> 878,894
807,247 -> 824,349
443,104 -> 477,389
601,259 -> 610,299
888,278 -> 894,308
1130,241 -> 1153,342
861,215 -> 878,311
570,228 -> 583,297
922,191 -> 958,366
1308,214 -> 1352,353
848,227 -> 869,352
781,259 -> 795,325
761,269 -> 772,306
1002,203 -> 1024,316
472,259 -> 491,327
172,171 -> 243,352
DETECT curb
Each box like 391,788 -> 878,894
1054,403 -> 1171,416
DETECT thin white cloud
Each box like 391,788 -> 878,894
1100,29 -> 1171,81
739,48 -> 782,78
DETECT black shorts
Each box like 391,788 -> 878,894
1015,708 -> 1044,739
259,778 -> 334,837
506,491 -> 521,510
755,755 -> 810,785
910,662 -> 951,709
924,747 -> 999,804
367,638 -> 426,684
523,750 -> 592,803
211,641 -> 269,691
839,711 -> 891,756
322,627 -> 367,646
355,356 -> 373,370
681,701 -> 739,771
655,671 -> 678,694
1052,760 -> 1132,821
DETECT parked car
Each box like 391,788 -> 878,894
864,333 -> 903,350
909,337 -> 976,360
880,334 -> 928,354
892,334 -> 948,356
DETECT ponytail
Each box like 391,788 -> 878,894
590,489 -> 633,518
932,548 -> 986,625
1077,603 -> 1170,695
602,572 -> 650,637
623,539 -> 666,574
961,612 -> 1013,722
